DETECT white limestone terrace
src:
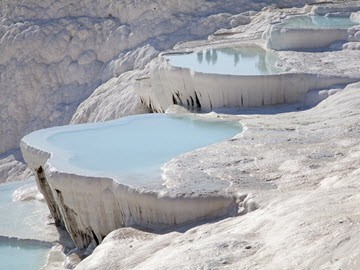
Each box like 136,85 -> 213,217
4,1 -> 360,268
135,42 -> 358,113
20,113 -> 272,249
265,11 -> 359,50
0,0 -> 317,184
134,3 -> 360,114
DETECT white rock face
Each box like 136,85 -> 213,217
0,154 -> 32,183
229,14 -> 252,28
0,14 -> 106,153
71,69 -> 151,124
350,11 -> 360,23
344,24 -> 360,50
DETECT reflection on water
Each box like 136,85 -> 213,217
278,15 -> 358,29
164,46 -> 281,75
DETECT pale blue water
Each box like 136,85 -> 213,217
278,15 -> 358,29
0,179 -> 49,238
0,180 -> 50,270
0,241 -> 49,270
163,46 -> 280,75
23,114 -> 241,186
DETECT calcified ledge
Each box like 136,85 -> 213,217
264,6 -> 359,51
265,26 -> 349,50
20,129 -> 251,249
135,47 -> 358,112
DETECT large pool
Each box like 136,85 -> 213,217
22,114 -> 241,186
163,46 -> 280,76
0,179 -> 50,270
277,15 -> 358,29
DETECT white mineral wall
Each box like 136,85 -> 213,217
265,27 -> 349,50
135,64 -> 358,112
20,140 -> 237,248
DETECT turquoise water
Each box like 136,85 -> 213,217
0,179 -> 49,239
0,180 -> 50,270
278,15 -> 358,29
23,114 -> 241,186
0,241 -> 49,270
163,46 -> 280,75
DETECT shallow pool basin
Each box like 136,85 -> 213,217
136,43 -> 354,113
278,15 -> 357,29
266,14 -> 358,50
22,114 -> 241,186
164,46 -> 280,76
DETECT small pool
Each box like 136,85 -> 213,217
278,15 -> 358,29
163,46 -> 280,75
0,240 -> 49,270
0,179 -> 50,239
23,114 -> 241,186
0,179 -> 51,270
